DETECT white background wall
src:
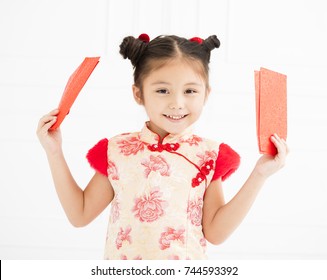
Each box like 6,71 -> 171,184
0,0 -> 326,260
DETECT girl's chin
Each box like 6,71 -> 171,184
148,117 -> 193,137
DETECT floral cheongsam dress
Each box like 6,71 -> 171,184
87,123 -> 240,260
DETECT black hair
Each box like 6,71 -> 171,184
119,34 -> 220,90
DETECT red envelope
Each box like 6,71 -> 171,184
255,67 -> 287,156
50,57 -> 100,130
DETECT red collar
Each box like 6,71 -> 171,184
139,122 -> 194,145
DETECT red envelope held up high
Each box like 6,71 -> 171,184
255,67 -> 287,156
50,57 -> 100,130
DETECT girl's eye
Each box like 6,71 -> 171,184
156,89 -> 169,94
185,89 -> 197,94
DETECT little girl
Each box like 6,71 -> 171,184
37,34 -> 289,260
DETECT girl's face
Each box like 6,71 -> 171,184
133,60 -> 209,139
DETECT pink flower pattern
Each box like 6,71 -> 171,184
108,160 -> 119,180
200,237 -> 207,249
132,188 -> 167,223
117,135 -> 145,156
197,150 -> 217,166
110,198 -> 120,223
168,255 -> 180,260
187,197 -> 203,226
159,227 -> 185,250
181,135 -> 203,146
116,226 -> 132,250
120,255 -> 142,260
141,155 -> 171,178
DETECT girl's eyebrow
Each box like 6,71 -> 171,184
150,81 -> 203,87
184,82 -> 204,87
150,81 -> 170,86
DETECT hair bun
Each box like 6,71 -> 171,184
203,35 -> 220,51
119,36 -> 148,67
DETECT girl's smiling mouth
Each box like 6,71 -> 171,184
163,114 -> 188,120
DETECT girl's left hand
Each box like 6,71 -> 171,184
254,134 -> 290,178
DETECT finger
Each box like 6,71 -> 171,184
272,133 -> 283,142
45,109 -> 59,119
49,108 -> 59,116
271,134 -> 287,156
38,115 -> 54,128
37,115 -> 57,132
40,108 -> 59,121
272,134 -> 287,146
39,109 -> 59,122
43,116 -> 57,131
282,139 -> 290,155
276,135 -> 289,154
271,134 -> 281,145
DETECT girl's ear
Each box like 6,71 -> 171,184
132,85 -> 143,105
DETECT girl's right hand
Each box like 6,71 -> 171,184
36,109 -> 62,155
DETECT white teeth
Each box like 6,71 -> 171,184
165,115 -> 185,120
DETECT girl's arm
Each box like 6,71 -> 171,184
202,134 -> 289,245
37,109 -> 114,227
47,152 -> 113,227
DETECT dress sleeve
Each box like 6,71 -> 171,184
86,138 -> 109,176
212,143 -> 241,181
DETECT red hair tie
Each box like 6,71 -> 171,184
189,37 -> 203,44
138,33 -> 150,43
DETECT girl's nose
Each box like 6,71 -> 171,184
169,94 -> 184,110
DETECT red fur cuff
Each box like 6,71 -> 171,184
86,138 -> 109,176
212,143 -> 240,181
